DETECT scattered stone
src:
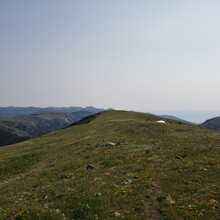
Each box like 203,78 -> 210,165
106,142 -> 116,147
60,175 -> 72,180
95,143 -> 100,147
114,211 -> 121,217
60,175 -> 68,180
175,156 -> 182,160
87,164 -> 95,170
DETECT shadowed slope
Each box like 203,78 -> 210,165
200,116 -> 220,131
68,111 -> 104,127
0,111 -> 92,147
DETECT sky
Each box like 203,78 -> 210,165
1,0 -> 220,122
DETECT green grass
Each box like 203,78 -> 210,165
0,110 -> 219,219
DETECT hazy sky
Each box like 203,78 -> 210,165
1,1 -> 220,115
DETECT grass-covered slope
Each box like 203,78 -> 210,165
0,110 -> 219,219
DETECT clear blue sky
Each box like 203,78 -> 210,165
1,0 -> 220,120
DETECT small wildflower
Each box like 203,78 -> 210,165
165,195 -> 176,205
188,204 -> 197,210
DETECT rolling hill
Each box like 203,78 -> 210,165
200,117 -> 220,131
0,111 -> 92,147
0,110 -> 219,219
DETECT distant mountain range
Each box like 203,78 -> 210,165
0,106 -> 104,147
159,115 -> 196,125
159,114 -> 220,130
0,106 -> 104,118
200,117 -> 220,131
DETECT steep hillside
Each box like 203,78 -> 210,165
0,110 -> 219,219
0,111 -> 92,147
0,106 -> 104,118
0,124 -> 30,146
200,117 -> 220,131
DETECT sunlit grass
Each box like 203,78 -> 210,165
0,110 -> 219,219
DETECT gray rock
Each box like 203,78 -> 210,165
60,175 -> 69,180
106,142 -> 116,147
87,164 -> 95,170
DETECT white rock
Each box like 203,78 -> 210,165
106,142 -> 116,147
156,120 -> 166,124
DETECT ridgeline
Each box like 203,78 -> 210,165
0,110 -> 219,219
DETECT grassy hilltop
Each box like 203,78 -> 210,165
0,110 -> 219,219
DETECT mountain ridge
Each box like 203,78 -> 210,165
200,116 -> 220,131
0,110 -> 219,219
159,115 -> 196,125
0,106 -> 105,118
0,111 -> 94,147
